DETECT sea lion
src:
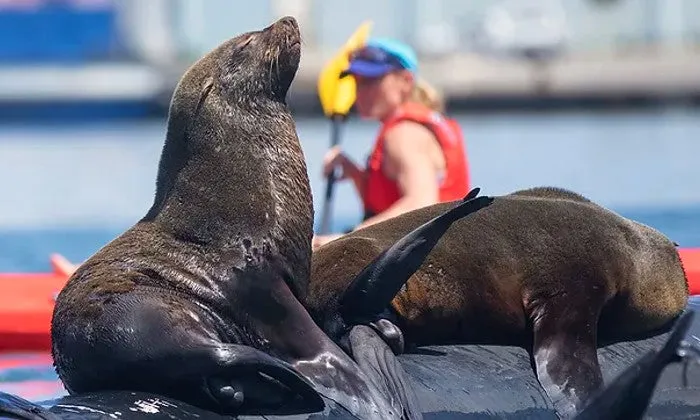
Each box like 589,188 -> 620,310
308,186 -> 689,418
50,16 -> 423,420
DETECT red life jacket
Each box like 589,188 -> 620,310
362,101 -> 470,218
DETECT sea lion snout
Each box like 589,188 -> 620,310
213,16 -> 300,103
262,16 -> 301,53
266,16 -> 301,96
269,16 -> 300,39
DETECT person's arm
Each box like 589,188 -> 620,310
340,154 -> 367,199
354,121 -> 440,230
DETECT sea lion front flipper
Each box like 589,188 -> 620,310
339,188 -> 494,327
53,291 -> 324,417
573,310 -> 695,420
529,292 -> 605,418
205,343 -> 325,415
0,390 -> 59,420
344,325 -> 423,420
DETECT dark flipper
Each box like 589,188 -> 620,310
339,188 -> 493,324
52,292 -> 324,417
530,294 -> 604,418
0,391 -> 59,420
90,342 -> 324,416
201,343 -> 326,415
573,310 -> 696,420
344,325 -> 423,420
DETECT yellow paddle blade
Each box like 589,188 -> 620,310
317,21 -> 373,118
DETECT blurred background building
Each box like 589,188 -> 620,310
0,0 -> 699,117
0,0 -> 698,272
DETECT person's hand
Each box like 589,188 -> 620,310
322,146 -> 348,180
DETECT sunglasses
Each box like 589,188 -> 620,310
349,46 -> 406,69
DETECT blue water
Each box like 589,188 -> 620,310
1,108 -> 699,272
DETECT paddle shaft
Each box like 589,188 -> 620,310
318,114 -> 345,235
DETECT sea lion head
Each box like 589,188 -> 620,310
178,15 -> 301,110
157,15 -> 303,171
214,15 -> 301,103
146,16 -> 312,295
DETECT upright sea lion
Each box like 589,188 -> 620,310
50,16 -> 430,420
308,186 -> 689,418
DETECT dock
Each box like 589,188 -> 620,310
0,48 -> 699,119
285,47 -> 700,113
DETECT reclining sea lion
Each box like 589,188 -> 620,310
308,186 -> 689,417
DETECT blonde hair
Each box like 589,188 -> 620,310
409,78 -> 445,113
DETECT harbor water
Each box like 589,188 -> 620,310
0,107 -> 699,272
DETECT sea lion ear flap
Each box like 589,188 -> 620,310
573,310 -> 695,420
339,187 -> 494,323
209,344 -> 324,415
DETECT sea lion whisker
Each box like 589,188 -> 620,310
268,54 -> 274,93
274,47 -> 281,82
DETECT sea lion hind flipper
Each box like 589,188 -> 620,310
344,325 -> 423,420
204,343 -> 326,415
0,390 -> 58,420
339,189 -> 493,324
573,310 -> 695,420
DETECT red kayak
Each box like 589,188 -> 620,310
1,250 -> 700,353
0,254 -> 73,353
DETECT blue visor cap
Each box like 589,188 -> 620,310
340,38 -> 418,78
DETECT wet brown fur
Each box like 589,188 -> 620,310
308,186 -> 688,416
309,186 -> 688,347
50,18 -> 419,420
50,17 -> 313,401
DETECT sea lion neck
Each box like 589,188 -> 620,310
141,85 -> 313,296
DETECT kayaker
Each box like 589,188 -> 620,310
313,38 -> 471,250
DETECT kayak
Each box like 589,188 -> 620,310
1,297 -> 699,419
683,247 -> 700,293
1,249 -> 700,353
0,254 -> 74,352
